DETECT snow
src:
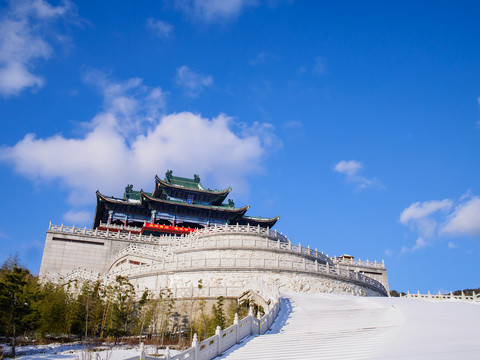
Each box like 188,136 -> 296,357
2,343 -> 177,360
6,292 -> 480,360
218,292 -> 480,360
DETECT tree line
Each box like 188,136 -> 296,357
0,256 -> 248,357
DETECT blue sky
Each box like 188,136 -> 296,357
0,0 -> 479,293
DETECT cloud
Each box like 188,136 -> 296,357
313,56 -> 327,75
282,120 -> 302,130
0,72 -> 277,205
400,199 -> 453,224
63,210 -> 91,225
175,65 -> 213,97
399,237 -> 429,255
411,237 -> 428,252
399,194 -> 480,254
334,160 -> 362,177
0,0 -> 76,96
334,160 -> 383,190
147,18 -> 173,38
441,197 -> 480,237
174,0 -> 258,22
384,249 -> 394,257
448,241 -> 457,249
399,199 -> 453,239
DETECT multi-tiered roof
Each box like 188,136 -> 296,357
93,171 -> 279,235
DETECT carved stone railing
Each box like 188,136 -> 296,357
50,223 -> 387,294
111,236 -> 332,270
402,290 -> 480,302
108,252 -> 387,295
332,256 -> 386,269
169,281 -> 281,360
48,222 -> 173,244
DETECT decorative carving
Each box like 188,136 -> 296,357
125,184 -> 133,193
228,199 -> 235,207
194,174 -> 200,183
165,170 -> 173,181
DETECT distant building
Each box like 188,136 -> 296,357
40,171 -> 389,297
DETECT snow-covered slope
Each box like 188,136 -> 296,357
218,292 -> 480,360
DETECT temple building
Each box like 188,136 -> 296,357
94,171 -> 280,236
40,171 -> 389,298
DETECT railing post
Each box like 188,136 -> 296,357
192,333 -> 199,360
249,306 -> 254,334
234,313 -> 239,343
139,342 -> 146,360
315,259 -> 318,271
216,326 -> 221,355
257,311 -> 262,334
165,346 -> 170,360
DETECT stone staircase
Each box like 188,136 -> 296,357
217,292 -> 403,360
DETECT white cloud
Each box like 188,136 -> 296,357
399,237 -> 429,255
174,0 -> 258,22
313,56 -> 327,75
384,249 -> 394,257
400,199 -> 453,224
448,241 -> 457,249
411,237 -> 428,252
441,197 -> 480,237
334,160 -> 362,177
0,72 -> 276,205
399,199 -> 453,238
147,18 -> 173,38
334,160 -> 382,190
175,65 -> 213,97
0,0 -> 76,96
399,194 -> 480,254
63,210 -> 91,225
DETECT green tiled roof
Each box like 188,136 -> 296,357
168,175 -> 204,190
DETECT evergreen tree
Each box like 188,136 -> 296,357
0,264 -> 37,357
211,296 -> 226,329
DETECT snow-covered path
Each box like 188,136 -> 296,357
218,292 -> 480,360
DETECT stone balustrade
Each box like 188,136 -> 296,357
168,281 -> 281,360
48,223 -> 385,272
332,256 -> 385,269
402,290 -> 480,302
108,251 -> 387,295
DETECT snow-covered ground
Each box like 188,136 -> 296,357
0,343 -> 177,360
5,292 -> 480,360
218,292 -> 480,360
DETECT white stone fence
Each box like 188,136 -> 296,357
402,290 -> 480,302
109,251 -> 387,295
48,223 -> 385,272
167,283 -> 281,360
332,256 -> 385,269
111,236 -> 333,269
